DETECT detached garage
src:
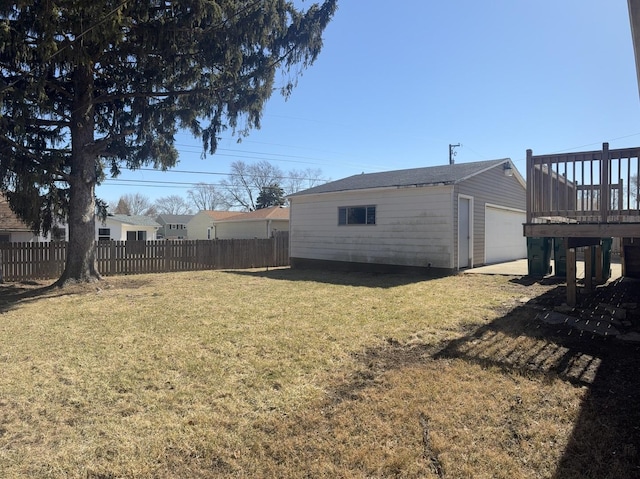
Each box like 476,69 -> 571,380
288,159 -> 527,272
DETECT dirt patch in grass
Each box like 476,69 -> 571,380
0,269 -> 638,478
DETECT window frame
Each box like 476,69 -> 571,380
98,228 -> 111,241
338,205 -> 376,226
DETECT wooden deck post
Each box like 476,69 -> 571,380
584,246 -> 593,293
594,244 -> 603,283
526,149 -> 533,224
567,246 -> 577,307
601,142 -> 610,223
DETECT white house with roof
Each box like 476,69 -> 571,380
95,214 -> 161,241
287,159 -> 526,272
187,206 -> 289,240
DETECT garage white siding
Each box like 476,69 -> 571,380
456,165 -> 526,266
290,185 -> 455,269
484,206 -> 526,263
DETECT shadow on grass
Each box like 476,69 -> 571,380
329,278 -> 640,478
437,280 -> 640,479
508,275 -> 568,287
223,266 -> 452,289
0,281 -> 60,314
0,276 -> 154,314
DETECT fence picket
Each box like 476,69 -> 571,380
0,233 -> 289,282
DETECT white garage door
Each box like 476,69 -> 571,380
485,206 -> 527,264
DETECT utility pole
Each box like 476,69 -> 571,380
449,143 -> 461,165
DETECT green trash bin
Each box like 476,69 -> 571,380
527,237 -> 552,277
554,238 -> 567,278
590,238 -> 612,280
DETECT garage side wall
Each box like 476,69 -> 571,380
186,212 -> 213,240
290,185 -> 454,269
455,166 -> 526,266
216,221 -> 268,239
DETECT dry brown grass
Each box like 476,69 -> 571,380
0,268 -> 637,478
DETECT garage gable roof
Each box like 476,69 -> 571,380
289,159 -> 515,197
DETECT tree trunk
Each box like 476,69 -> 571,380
57,64 -> 101,285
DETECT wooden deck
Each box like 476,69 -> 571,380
524,143 -> 640,306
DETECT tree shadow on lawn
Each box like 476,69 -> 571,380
223,266 -> 452,289
0,280 -> 59,314
0,277 -> 153,314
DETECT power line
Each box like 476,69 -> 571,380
178,143 -> 338,164
105,182 -> 193,190
117,167 -> 330,182
172,142 -> 385,172
551,132 -> 640,154
104,178 -> 211,187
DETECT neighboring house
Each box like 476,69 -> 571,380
187,210 -> 244,240
0,196 -> 67,242
96,214 -> 160,241
187,206 -> 289,240
155,214 -> 194,239
287,159 -> 526,272
214,206 -> 289,239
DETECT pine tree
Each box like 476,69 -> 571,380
256,184 -> 286,209
0,0 -> 336,284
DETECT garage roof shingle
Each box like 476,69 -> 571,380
289,159 -> 510,197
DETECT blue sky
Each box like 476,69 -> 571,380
97,0 -> 640,205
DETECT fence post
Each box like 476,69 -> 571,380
110,241 -> 116,275
164,241 -> 171,272
271,235 -> 276,269
48,241 -> 55,278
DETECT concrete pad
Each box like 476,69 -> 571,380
463,259 -> 529,276
464,258 -> 622,281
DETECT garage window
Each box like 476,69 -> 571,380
338,206 -> 376,225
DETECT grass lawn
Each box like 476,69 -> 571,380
0,268 -> 638,478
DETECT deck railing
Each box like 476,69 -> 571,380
526,143 -> 640,223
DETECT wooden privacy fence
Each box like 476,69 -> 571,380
0,232 -> 289,282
